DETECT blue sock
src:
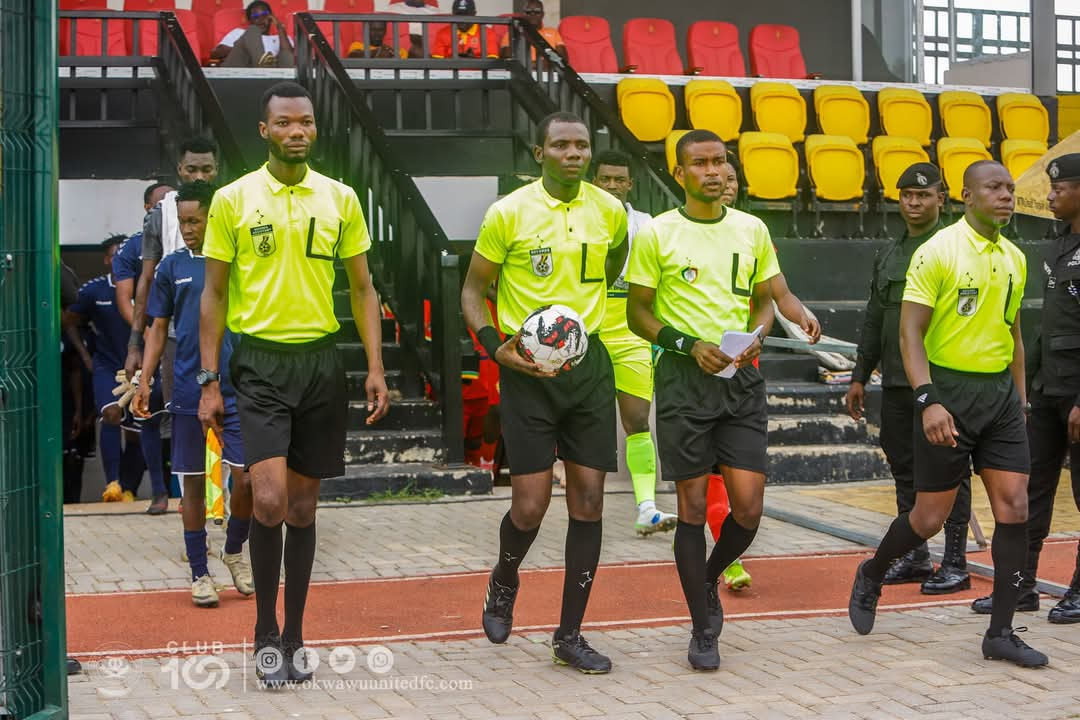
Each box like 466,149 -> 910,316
225,516 -> 251,555
140,418 -> 167,497
184,529 -> 209,581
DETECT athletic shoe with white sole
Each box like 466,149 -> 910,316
221,549 -> 255,596
191,574 -> 219,608
635,507 -> 677,536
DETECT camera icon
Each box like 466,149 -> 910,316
254,645 -> 284,675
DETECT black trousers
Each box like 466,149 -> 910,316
880,387 -> 971,524
1025,390 -> 1080,571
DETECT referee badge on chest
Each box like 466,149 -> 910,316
250,224 -> 277,257
957,287 -> 978,316
681,265 -> 699,284
530,247 -> 553,277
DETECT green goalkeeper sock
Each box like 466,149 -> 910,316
626,431 -> 657,506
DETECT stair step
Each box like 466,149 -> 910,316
338,341 -> 403,367
320,462 -> 492,500
335,317 -> 399,341
765,382 -> 850,415
346,369 -> 407,398
758,351 -> 819,383
768,413 -> 872,446
344,428 -> 443,465
349,398 -> 440,430
767,444 -> 890,485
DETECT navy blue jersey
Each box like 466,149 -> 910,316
112,232 -> 143,283
69,275 -> 129,375
148,248 -> 237,415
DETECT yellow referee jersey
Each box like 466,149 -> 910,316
903,216 -> 1026,373
203,164 -> 371,343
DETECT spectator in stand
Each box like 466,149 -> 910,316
432,0 -> 499,59
386,0 -> 441,58
499,0 -> 566,62
212,1 -> 295,68
346,21 -> 408,59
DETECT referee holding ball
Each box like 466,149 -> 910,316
461,111 -> 628,674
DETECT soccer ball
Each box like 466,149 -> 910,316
517,304 -> 589,372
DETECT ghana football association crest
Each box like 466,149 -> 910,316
681,265 -> 699,283
250,223 -> 277,257
957,287 -> 978,316
530,247 -> 553,277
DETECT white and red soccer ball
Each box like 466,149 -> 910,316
516,304 -> 589,373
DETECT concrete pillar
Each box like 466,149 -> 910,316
1031,0 -> 1056,95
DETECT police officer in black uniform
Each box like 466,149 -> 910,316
971,153 -> 1080,623
846,162 -> 973,594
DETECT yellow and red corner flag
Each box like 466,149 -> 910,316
205,427 -> 225,525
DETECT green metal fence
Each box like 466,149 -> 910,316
0,2 -> 67,719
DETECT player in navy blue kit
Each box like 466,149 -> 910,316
135,181 -> 254,607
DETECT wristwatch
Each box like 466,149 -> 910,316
196,369 -> 220,386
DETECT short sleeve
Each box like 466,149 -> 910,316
754,221 -> 781,284
903,242 -> 941,307
142,205 -> 164,262
624,223 -> 661,289
220,27 -> 244,47
484,28 -> 500,57
203,191 -> 238,264
69,283 -> 94,317
337,188 -> 372,259
474,204 -> 508,264
609,202 -> 628,250
146,259 -> 174,321
1007,246 -> 1027,324
112,237 -> 140,282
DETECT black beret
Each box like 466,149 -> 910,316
1047,153 -> 1080,182
896,162 -> 941,189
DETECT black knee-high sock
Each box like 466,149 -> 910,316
556,517 -> 602,638
492,511 -> 540,587
863,513 -> 928,583
990,522 -> 1028,635
282,520 -> 317,645
705,514 -> 759,586
248,517 -> 283,640
674,521 -> 709,633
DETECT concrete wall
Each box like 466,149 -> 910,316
60,179 -> 148,246
944,52 -> 1032,90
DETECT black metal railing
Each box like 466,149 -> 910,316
295,13 -> 465,466
506,19 -> 682,216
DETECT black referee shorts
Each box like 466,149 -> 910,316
230,333 -> 347,479
655,351 -> 768,482
499,337 -> 617,476
913,364 -> 1030,492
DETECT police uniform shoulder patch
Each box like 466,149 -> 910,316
251,224 -> 276,257
957,287 -> 978,316
530,247 -> 553,277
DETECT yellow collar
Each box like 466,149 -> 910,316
537,179 -> 585,208
959,216 -> 1003,254
261,163 -> 314,194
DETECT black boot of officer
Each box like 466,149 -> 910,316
921,520 -> 971,594
1048,546 -> 1080,624
971,570 -> 1040,614
883,544 -> 933,584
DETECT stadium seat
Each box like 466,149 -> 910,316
748,24 -> 810,79
559,16 -> 618,73
269,0 -> 308,14
212,7 -> 247,49
996,92 -> 1050,143
686,21 -> 745,77
750,81 -> 806,143
738,131 -> 799,200
123,0 -> 177,9
617,78 -> 676,142
127,8 -> 201,57
877,87 -> 933,146
938,90 -> 992,148
871,136 -> 930,201
191,0 -> 242,61
1001,139 -> 1047,179
805,135 -> 864,201
937,137 -> 994,201
59,10 -> 129,56
622,18 -> 683,75
814,85 -> 869,145
665,129 -> 690,174
684,80 -> 742,142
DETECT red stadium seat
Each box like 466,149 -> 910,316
558,16 -> 618,73
127,8 -> 201,58
122,0 -> 176,8
323,0 -> 376,7
212,7 -> 247,49
492,13 -> 517,49
191,0 -> 243,62
622,18 -> 682,75
749,24 -> 809,79
59,9 -> 129,56
269,0 -> 308,16
686,21 -> 745,77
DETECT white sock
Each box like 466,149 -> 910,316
637,500 -> 656,514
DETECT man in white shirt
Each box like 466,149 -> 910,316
213,1 -> 294,67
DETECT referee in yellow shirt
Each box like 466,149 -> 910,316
848,160 -> 1048,667
199,81 -> 390,687
626,129 -> 779,672
461,111 -> 628,674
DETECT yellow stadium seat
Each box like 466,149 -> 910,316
1001,138 -> 1047,179
684,79 -> 742,142
738,131 -> 799,200
996,93 -> 1049,143
616,78 -> 676,143
749,81 -> 806,143
937,137 -> 994,201
1059,94 -> 1080,138
871,136 -> 930,201
938,90 -> 992,148
877,87 -> 932,146
813,85 -> 870,145
805,135 -> 864,201
664,129 -> 690,174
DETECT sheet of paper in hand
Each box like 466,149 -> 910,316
714,325 -> 764,379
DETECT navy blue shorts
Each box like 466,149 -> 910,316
171,412 -> 245,474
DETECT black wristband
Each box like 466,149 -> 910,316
657,326 -> 700,354
128,331 -> 144,349
477,326 -> 503,361
913,383 -> 941,413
